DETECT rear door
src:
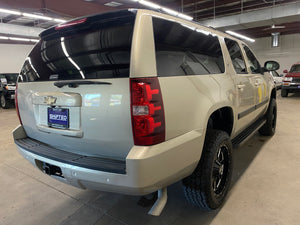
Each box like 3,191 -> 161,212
224,38 -> 256,133
17,11 -> 136,159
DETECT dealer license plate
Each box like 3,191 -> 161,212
48,108 -> 69,129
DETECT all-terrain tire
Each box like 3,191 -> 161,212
0,94 -> 9,109
259,98 -> 277,136
281,89 -> 288,97
182,130 -> 233,210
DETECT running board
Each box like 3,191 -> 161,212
232,117 -> 266,148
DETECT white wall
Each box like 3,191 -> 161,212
249,33 -> 300,74
0,44 -> 33,73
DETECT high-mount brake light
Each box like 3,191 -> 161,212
130,78 -> 165,146
55,18 -> 87,30
15,83 -> 22,125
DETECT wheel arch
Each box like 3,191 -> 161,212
206,106 -> 234,137
270,87 -> 276,99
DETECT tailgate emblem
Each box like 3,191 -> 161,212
44,96 -> 57,105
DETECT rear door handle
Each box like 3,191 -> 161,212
237,84 -> 246,89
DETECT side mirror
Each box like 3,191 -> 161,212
264,61 -> 280,71
283,69 -> 288,73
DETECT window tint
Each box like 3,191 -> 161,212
20,12 -> 135,82
224,39 -> 247,74
152,18 -> 224,77
243,45 -> 261,74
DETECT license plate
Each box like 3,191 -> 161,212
48,108 -> 69,129
10,94 -> 15,99
298,86 -> 300,89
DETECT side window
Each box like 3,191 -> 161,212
243,45 -> 261,74
152,18 -> 225,77
224,38 -> 247,74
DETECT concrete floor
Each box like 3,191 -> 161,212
1,91 -> 300,225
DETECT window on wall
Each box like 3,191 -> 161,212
152,17 -> 225,77
243,45 -> 261,74
224,38 -> 247,74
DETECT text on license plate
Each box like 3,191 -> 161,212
48,108 -> 69,129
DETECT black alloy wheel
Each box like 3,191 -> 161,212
182,130 -> 233,210
212,145 -> 230,196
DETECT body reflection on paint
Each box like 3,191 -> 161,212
110,94 -> 122,106
84,94 -> 101,107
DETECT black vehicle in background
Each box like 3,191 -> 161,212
0,73 -> 18,109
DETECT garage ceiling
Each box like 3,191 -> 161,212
0,0 -> 300,43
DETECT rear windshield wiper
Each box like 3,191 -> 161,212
54,80 -> 112,88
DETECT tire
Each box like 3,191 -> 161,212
259,98 -> 277,136
0,94 -> 9,109
182,130 -> 233,210
281,89 -> 288,97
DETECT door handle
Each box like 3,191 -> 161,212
237,84 -> 246,89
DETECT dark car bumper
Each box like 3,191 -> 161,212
282,83 -> 300,91
3,90 -> 15,100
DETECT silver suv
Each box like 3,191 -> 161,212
13,9 -> 279,215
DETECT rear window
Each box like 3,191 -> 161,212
152,17 -> 224,77
19,11 -> 135,82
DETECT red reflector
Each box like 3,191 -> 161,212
130,78 -> 165,146
55,18 -> 87,30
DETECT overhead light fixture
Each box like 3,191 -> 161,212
0,8 -> 21,15
0,8 -> 67,23
104,1 -> 123,7
161,8 -> 178,16
30,39 -> 40,42
54,18 -> 67,23
128,0 -> 193,21
271,32 -> 280,47
9,37 -> 31,42
0,35 -> 39,43
226,31 -> 255,43
178,13 -> 193,21
139,0 -> 161,9
22,13 -> 53,21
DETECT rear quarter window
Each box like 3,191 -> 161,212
19,11 -> 136,82
152,17 -> 225,77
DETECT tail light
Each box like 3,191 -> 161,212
130,78 -> 165,146
15,83 -> 22,125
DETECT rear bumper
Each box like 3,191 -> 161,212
3,90 -> 15,99
13,125 -> 203,195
